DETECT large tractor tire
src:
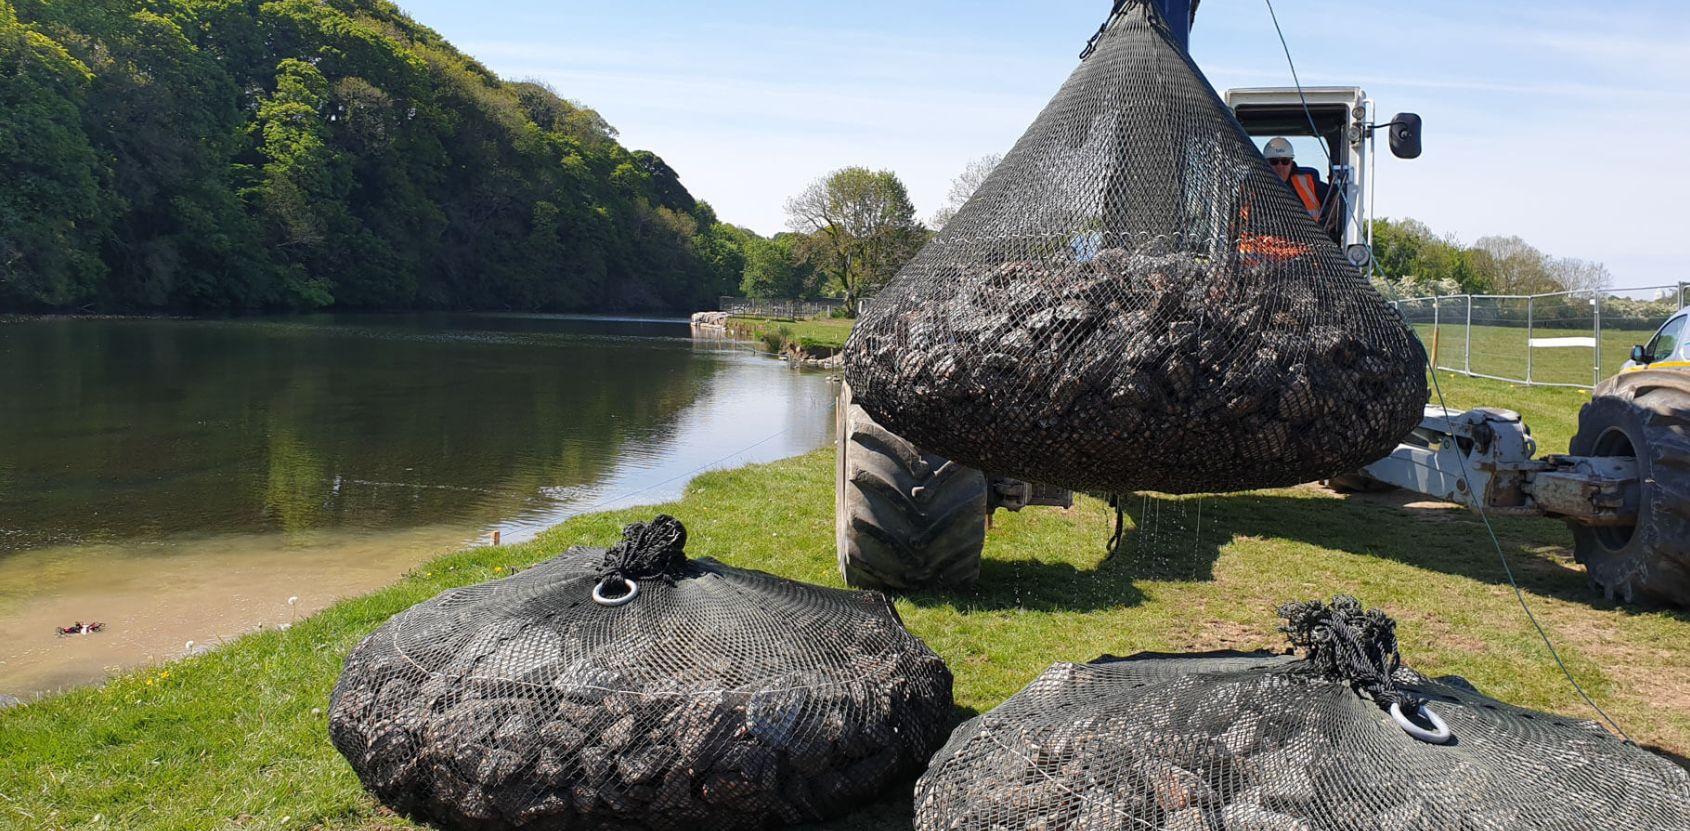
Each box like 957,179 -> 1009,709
1566,369 -> 1690,606
836,383 -> 988,591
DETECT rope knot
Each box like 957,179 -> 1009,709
598,515 -> 689,584
1278,595 -> 1424,712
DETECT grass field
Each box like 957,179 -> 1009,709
1,371 -> 1685,831
725,316 -> 857,353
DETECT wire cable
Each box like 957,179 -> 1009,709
1423,365 -> 1633,742
1259,0 -> 1633,743
1368,101 -> 1380,279
1262,0 -> 1333,167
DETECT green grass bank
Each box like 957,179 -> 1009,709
724,316 -> 856,354
1,372 -> 1686,831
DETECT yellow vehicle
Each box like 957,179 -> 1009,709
1619,307 -> 1688,373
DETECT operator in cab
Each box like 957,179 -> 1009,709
1263,137 -> 1328,222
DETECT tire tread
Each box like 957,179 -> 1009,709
1568,377 -> 1690,605
837,387 -> 987,591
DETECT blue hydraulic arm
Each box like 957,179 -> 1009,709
1153,0 -> 1196,52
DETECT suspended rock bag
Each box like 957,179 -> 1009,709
329,516 -> 953,831
914,597 -> 1690,831
843,2 -> 1426,495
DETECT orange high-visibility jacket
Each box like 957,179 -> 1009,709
1289,171 -> 1323,219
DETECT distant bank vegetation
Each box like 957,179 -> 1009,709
1,0 -> 1628,318
1369,218 -> 1620,300
0,0 -> 746,314
748,167 -> 1638,318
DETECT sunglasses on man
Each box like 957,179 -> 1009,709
1268,158 -> 1294,166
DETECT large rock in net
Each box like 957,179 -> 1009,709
329,516 -> 953,830
914,597 -> 1690,831
843,2 -> 1426,495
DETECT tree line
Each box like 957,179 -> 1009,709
736,157 -> 998,305
1369,218 -> 1615,300
0,0 -> 745,314
744,163 -> 1629,314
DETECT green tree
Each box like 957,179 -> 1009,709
253,60 -> 334,269
694,219 -> 753,300
784,166 -> 925,305
740,234 -> 820,299
0,1 -> 107,308
1471,235 -> 1560,295
1370,218 -> 1487,294
1,0 -> 745,315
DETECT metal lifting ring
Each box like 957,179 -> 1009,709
592,577 -> 639,607
1391,701 -> 1454,744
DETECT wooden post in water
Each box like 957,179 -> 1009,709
492,530 -> 501,546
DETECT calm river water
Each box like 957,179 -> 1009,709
0,315 -> 836,696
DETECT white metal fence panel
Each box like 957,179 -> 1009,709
719,296 -> 845,320
1391,283 -> 1687,389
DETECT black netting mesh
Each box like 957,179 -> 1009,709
914,599 -> 1690,831
843,1 -> 1426,495
329,516 -> 953,830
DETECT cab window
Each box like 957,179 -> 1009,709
1646,314 -> 1685,362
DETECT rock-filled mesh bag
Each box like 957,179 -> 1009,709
329,515 -> 954,830
914,597 -> 1690,831
843,1 -> 1425,495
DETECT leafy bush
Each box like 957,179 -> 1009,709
759,325 -> 795,352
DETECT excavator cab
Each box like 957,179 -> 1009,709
1224,86 -> 1420,272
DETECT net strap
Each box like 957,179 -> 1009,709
597,514 -> 690,585
1106,494 -> 1127,557
1278,596 -> 1427,713
1080,0 -> 1170,60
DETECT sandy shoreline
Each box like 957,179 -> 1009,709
0,524 -> 475,698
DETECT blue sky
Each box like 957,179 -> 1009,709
394,0 -> 1689,290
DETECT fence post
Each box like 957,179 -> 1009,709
1593,293 -> 1603,388
1525,295 -> 1534,385
1464,295 -> 1472,375
1432,296 -> 1441,370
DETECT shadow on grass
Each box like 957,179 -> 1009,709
1644,743 -> 1690,773
903,547 -> 1154,613
1120,487 -> 1690,621
898,496 -> 1229,612
890,483 -> 1687,621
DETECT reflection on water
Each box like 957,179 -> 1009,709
0,314 -> 836,695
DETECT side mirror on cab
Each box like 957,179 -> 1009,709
1632,344 -> 1650,364
1388,113 -> 1422,159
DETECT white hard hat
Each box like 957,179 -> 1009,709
1264,137 -> 1295,160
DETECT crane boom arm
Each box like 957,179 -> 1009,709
1152,0 -> 1196,52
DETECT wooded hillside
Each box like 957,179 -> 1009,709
0,0 -> 747,313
